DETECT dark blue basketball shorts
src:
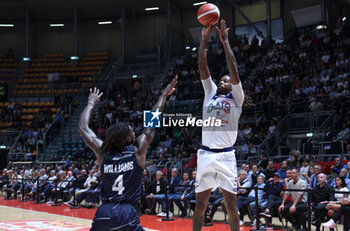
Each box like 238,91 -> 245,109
90,202 -> 144,231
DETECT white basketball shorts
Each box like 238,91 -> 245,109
195,148 -> 238,194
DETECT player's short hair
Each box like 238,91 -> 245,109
101,122 -> 131,153
156,170 -> 163,175
239,170 -> 247,175
171,168 -> 178,173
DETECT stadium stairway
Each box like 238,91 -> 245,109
41,94 -> 87,160
256,110 -> 337,159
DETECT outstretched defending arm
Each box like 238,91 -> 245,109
198,23 -> 216,80
136,76 -> 178,169
78,88 -> 104,167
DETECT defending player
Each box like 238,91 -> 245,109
78,76 -> 177,231
193,19 -> 244,231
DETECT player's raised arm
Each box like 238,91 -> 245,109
198,22 -> 216,80
216,19 -> 244,105
135,76 -> 178,169
78,87 -> 104,166
216,19 -> 239,84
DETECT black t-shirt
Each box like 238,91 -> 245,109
76,174 -> 88,189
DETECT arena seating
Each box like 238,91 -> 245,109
14,52 -> 108,95
0,54 -> 19,83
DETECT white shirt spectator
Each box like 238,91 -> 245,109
268,125 -> 276,133
320,74 -> 329,83
309,101 -> 323,112
321,54 -> 330,63
84,175 -> 97,189
334,187 -> 349,202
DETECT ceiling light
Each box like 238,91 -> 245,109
145,7 -> 159,11
50,24 -> 64,27
193,1 -> 207,6
343,17 -> 346,22
98,21 -> 112,25
316,24 -> 327,30
0,24 -> 14,27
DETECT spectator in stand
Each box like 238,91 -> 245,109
0,169 -> 8,189
173,170 -> 197,218
165,135 -> 173,149
338,123 -> 350,140
326,176 -> 349,217
311,173 -> 335,231
41,170 -> 57,203
146,171 -> 167,215
6,171 -> 21,199
168,172 -> 191,217
67,169 -> 87,203
331,156 -> 347,174
172,157 -> 182,172
300,161 -> 311,183
154,168 -> 180,217
146,159 -> 157,177
75,171 -> 101,208
141,171 -> 154,214
309,165 -> 322,189
243,164 -> 252,178
324,126 -> 336,141
257,154 -> 269,170
65,170 -> 95,206
323,196 -> 350,230
259,173 -> 284,228
264,160 -> 276,180
331,136 -> 343,154
237,170 -> 251,225
277,161 -> 289,180
309,97 -> 323,112
279,168 -> 308,231
248,164 -> 265,186
238,175 -> 265,226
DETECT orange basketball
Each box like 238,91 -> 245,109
197,3 -> 220,27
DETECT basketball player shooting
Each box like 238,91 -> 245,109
193,19 -> 244,231
78,76 -> 177,231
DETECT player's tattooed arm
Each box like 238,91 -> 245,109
198,22 -> 216,81
216,19 -> 240,85
136,76 -> 178,169
78,87 -> 104,166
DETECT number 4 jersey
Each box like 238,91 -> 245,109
101,145 -> 143,204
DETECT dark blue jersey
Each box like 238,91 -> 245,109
101,145 -> 143,204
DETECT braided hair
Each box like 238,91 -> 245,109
101,122 -> 131,153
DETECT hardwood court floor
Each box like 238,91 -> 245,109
0,197 -> 337,231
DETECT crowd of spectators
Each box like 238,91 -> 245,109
63,17 -> 350,167
7,94 -> 73,161
1,151 -> 350,230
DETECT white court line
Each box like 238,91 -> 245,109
0,205 -> 92,222
0,212 -> 37,217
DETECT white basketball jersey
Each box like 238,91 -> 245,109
201,77 -> 244,149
